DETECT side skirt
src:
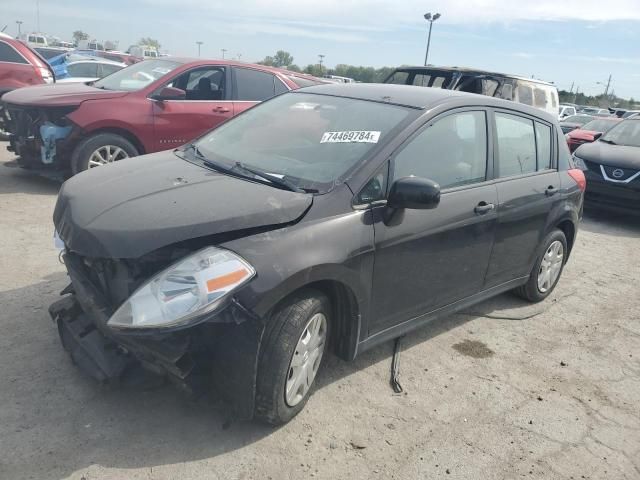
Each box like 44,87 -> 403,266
355,276 -> 528,356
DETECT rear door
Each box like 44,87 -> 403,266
369,109 -> 498,334
231,66 -> 287,115
151,65 -> 233,151
484,110 -> 561,287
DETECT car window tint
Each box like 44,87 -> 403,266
0,41 -> 27,64
235,68 -> 276,101
394,111 -> 487,189
412,73 -> 431,87
500,84 -> 513,101
67,62 -> 98,77
534,88 -> 547,108
386,71 -> 410,85
535,122 -> 552,170
357,165 -> 388,204
516,85 -> 533,106
495,113 -> 537,177
173,67 -> 225,101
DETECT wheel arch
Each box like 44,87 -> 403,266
262,278 -> 362,362
84,127 -> 146,155
555,218 -> 576,257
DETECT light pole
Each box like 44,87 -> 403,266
318,54 -> 325,75
423,12 -> 441,66
16,20 -> 23,37
221,48 -> 227,59
196,41 -> 203,57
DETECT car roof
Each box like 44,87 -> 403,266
297,83 -> 556,121
68,58 -> 126,66
392,65 -> 555,86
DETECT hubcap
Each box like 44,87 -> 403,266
285,313 -> 327,407
87,145 -> 128,168
537,240 -> 564,293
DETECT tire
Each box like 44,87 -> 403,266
255,289 -> 331,425
71,133 -> 139,175
514,229 -> 568,303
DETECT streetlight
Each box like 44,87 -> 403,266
221,48 -> 227,59
318,54 -> 325,75
15,20 -> 23,37
196,41 -> 203,57
423,12 -> 441,66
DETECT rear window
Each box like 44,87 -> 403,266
0,41 -> 27,64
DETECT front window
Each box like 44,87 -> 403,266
93,59 -> 180,91
192,92 -> 413,193
600,120 -> 640,147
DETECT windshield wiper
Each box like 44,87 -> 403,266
184,144 -> 305,193
232,162 -> 303,193
600,138 -> 617,145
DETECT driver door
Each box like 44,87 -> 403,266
151,66 -> 234,151
369,109 -> 498,335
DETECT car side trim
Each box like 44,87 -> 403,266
356,276 -> 528,356
600,165 -> 640,184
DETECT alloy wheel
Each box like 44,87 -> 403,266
88,145 -> 129,168
537,240 -> 564,293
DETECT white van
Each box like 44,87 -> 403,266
384,66 -> 559,117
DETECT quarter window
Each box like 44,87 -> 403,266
394,111 -> 487,189
535,122 -> 552,170
516,85 -> 533,106
495,113 -> 537,177
386,71 -> 410,85
0,42 -> 27,64
235,68 -> 277,101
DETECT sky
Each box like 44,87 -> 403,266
2,0 -> 640,98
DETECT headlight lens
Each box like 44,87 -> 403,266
108,247 -> 255,330
572,155 -> 588,171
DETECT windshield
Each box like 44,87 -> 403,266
564,115 -> 592,125
93,59 -> 180,91
192,92 -> 413,193
580,119 -> 618,133
600,120 -> 640,147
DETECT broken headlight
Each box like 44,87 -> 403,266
108,247 -> 255,330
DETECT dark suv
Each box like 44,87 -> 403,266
50,84 -> 585,424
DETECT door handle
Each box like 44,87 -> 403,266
213,106 -> 230,113
545,186 -> 559,196
474,201 -> 495,214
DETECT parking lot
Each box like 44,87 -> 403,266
0,143 -> 639,479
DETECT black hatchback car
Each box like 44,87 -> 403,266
50,84 -> 585,424
572,117 -> 640,214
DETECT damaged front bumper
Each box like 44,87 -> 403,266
2,103 -> 79,169
49,252 -> 266,419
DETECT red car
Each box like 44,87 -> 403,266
1,58 -> 323,174
565,117 -> 621,152
0,32 -> 54,97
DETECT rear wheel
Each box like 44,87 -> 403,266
255,289 -> 330,425
71,133 -> 139,174
514,229 -> 567,302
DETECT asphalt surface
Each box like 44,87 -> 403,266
1,145 -> 639,480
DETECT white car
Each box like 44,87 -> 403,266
60,58 -> 126,82
558,104 -> 577,120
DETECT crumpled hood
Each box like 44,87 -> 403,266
1,83 -> 128,107
53,151 -> 313,258
574,140 -> 640,169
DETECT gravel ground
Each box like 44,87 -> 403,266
1,146 -> 639,480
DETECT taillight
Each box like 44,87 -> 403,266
568,168 -> 586,192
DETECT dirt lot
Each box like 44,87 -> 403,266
1,145 -> 639,480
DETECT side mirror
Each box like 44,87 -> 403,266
151,86 -> 186,101
387,176 -> 441,210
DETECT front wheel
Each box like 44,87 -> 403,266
514,229 -> 568,303
71,133 -> 139,174
255,290 -> 330,425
